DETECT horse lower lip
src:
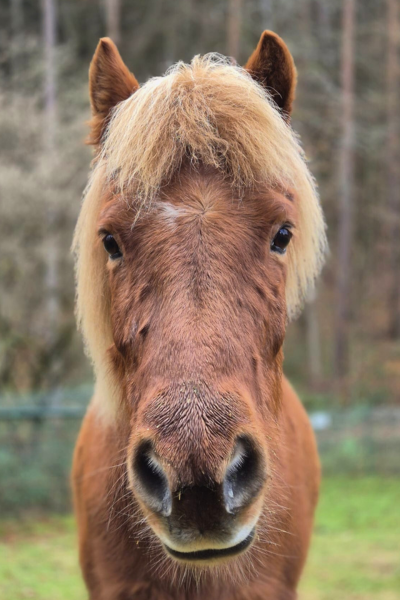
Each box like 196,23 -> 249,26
164,529 -> 255,561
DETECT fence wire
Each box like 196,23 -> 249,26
1,389 -> 399,514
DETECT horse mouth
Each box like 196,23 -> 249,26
164,528 -> 255,562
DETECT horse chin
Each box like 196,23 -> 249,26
162,527 -> 256,566
143,494 -> 264,568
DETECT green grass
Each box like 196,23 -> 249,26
300,478 -> 400,600
0,517 -> 85,600
0,478 -> 399,600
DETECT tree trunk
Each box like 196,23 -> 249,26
259,0 -> 272,30
33,0 -> 59,448
334,0 -> 356,396
227,0 -> 242,61
10,0 -> 23,85
386,0 -> 400,338
42,0 -> 58,353
300,0 -> 312,37
43,0 -> 56,160
105,0 -> 121,45
306,288 -> 323,390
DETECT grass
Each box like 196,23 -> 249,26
300,478 -> 400,600
0,517 -> 84,600
0,478 -> 399,600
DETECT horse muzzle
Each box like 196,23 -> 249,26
130,435 -> 266,564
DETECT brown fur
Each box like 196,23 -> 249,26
74,380 -> 319,599
72,32 -> 323,600
87,38 -> 139,146
245,31 -> 297,119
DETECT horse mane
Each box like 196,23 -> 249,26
73,54 -> 327,418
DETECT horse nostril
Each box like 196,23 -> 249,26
133,442 -> 172,516
223,436 -> 265,514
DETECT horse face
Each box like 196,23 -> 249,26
97,169 -> 297,564
79,30 -> 308,567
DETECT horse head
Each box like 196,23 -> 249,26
73,31 -> 326,569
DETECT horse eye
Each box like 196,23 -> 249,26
103,234 -> 122,259
271,227 -> 293,255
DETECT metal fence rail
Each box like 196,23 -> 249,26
1,389 -> 399,514
0,406 -> 86,420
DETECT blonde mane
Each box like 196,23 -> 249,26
73,54 -> 327,418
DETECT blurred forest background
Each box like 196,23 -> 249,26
0,0 -> 400,515
1,3 -> 400,599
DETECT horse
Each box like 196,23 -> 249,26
72,30 -> 327,600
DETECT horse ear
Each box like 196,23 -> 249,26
245,31 -> 297,120
87,37 -> 139,146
